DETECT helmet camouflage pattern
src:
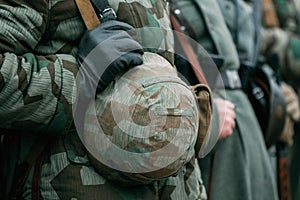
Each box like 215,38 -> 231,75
82,52 -> 199,186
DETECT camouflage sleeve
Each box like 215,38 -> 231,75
0,3 -> 45,54
0,2 -> 79,134
0,53 -> 78,134
0,52 -> 78,134
261,28 -> 300,85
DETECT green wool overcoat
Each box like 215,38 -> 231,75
172,0 -> 279,199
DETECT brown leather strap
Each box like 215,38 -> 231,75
277,143 -> 292,200
75,0 -> 100,30
170,13 -> 208,85
262,0 -> 280,27
278,156 -> 291,200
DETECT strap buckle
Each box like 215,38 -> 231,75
99,7 -> 117,21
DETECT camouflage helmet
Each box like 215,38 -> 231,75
82,52 -> 199,186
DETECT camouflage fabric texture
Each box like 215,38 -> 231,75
0,0 -> 174,133
35,129 -> 206,200
0,0 -> 207,199
0,0 -> 82,134
83,52 -> 199,186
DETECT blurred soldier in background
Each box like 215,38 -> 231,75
261,0 -> 300,199
171,0 -> 279,199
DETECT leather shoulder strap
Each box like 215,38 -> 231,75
262,0 -> 280,27
170,13 -> 208,85
75,0 -> 100,30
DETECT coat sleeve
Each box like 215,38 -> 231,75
0,2 -> 79,134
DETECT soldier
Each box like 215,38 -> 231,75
0,0 -> 209,199
171,0 -> 279,199
261,0 -> 300,199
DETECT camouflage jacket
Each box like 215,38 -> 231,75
0,0 -> 207,199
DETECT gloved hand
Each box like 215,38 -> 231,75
76,20 -> 144,99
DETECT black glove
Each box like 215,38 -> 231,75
76,20 -> 144,99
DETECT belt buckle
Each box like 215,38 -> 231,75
224,70 -> 242,89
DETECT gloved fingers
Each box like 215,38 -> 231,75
96,52 -> 143,92
109,32 -> 144,54
78,32 -> 143,71
100,20 -> 135,32
77,21 -> 141,61
104,23 -> 138,40
86,31 -> 143,64
118,52 -> 144,67
106,52 -> 143,75
98,22 -> 138,44
76,19 -> 144,97
104,52 -> 143,77
96,79 -> 111,93
78,40 -> 143,94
